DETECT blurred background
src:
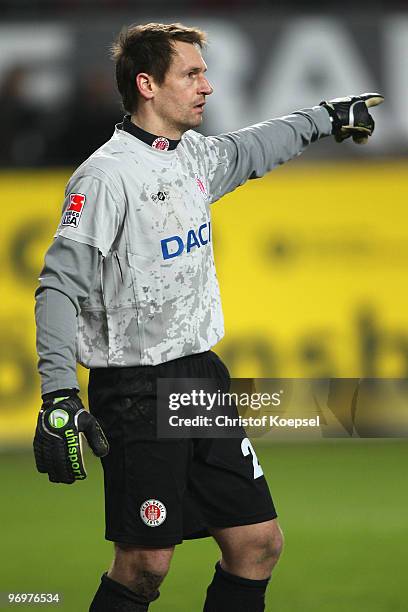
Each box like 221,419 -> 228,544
0,2 -> 407,611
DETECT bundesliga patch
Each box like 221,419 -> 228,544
61,193 -> 86,228
140,499 -> 167,527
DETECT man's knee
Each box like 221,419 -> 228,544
237,520 -> 283,571
212,519 -> 284,577
108,543 -> 174,599
258,521 -> 284,566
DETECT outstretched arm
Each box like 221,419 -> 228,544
205,106 -> 331,203
204,93 -> 383,204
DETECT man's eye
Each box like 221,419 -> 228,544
188,72 -> 196,78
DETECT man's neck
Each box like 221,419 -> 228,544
130,113 -> 183,141
121,116 -> 180,151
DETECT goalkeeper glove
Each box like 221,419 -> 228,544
320,92 -> 384,144
33,390 -> 109,484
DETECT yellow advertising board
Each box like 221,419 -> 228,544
0,162 -> 407,445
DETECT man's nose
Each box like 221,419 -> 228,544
200,77 -> 213,96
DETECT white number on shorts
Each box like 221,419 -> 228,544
241,438 -> 264,479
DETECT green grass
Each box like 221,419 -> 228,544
0,440 -> 406,611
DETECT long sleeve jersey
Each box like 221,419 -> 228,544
35,106 -> 332,395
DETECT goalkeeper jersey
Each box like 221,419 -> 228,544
36,107 -> 331,393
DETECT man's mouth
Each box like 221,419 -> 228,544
194,102 -> 206,112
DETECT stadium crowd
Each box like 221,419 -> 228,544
0,64 -> 121,167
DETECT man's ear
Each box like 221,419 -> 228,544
135,72 -> 155,101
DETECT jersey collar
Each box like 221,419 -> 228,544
119,115 -> 180,151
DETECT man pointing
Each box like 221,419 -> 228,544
34,22 -> 383,611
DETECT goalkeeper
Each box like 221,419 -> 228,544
34,22 -> 383,612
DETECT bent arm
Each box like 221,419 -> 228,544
35,237 -> 101,395
205,106 -> 332,203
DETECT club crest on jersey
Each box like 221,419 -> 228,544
195,174 -> 208,198
152,137 -> 170,151
62,193 -> 86,228
140,499 -> 167,527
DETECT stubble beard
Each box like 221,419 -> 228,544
183,111 -> 204,131
167,103 -> 204,135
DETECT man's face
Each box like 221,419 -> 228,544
152,41 -> 213,134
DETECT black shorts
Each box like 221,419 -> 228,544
88,351 -> 277,547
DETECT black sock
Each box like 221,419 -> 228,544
203,562 -> 270,612
89,572 -> 159,611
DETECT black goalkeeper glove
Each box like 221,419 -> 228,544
33,390 -> 109,484
320,92 -> 384,144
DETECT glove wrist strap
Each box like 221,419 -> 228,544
319,102 -> 339,135
42,388 -> 78,403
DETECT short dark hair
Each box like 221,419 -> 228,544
111,22 -> 207,114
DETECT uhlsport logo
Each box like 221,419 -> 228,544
65,429 -> 85,480
48,409 -> 69,429
140,499 -> 167,527
151,190 -> 169,203
161,221 -> 211,260
62,193 -> 86,228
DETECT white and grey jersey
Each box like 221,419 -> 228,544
36,106 -> 332,394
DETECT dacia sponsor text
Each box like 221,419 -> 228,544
161,221 -> 211,260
